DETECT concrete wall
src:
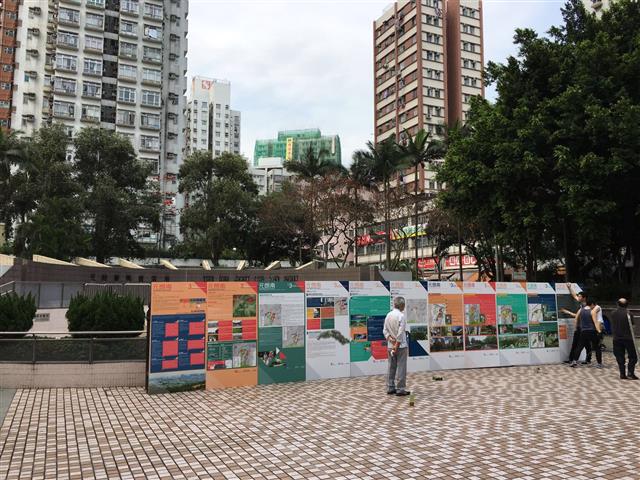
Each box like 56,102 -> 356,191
0,362 -> 145,388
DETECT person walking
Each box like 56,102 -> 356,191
570,299 -> 603,368
563,285 -> 591,364
610,298 -> 637,380
383,296 -> 410,396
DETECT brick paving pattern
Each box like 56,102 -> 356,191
1,355 -> 640,479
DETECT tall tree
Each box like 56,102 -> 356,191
398,129 -> 446,278
353,138 -> 404,270
349,152 -> 378,266
74,127 -> 160,263
0,129 -> 24,240
179,151 -> 257,265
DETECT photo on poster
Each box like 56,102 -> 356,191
232,343 -> 257,368
466,324 -> 497,335
529,304 -> 544,324
208,321 -> 219,330
466,335 -> 498,350
310,307 -> 321,319
530,331 -> 545,348
430,304 -> 447,326
208,333 -> 218,342
545,330 -> 559,347
497,305 -> 514,325
233,294 -> 257,317
260,304 -> 282,327
317,329 -> 351,345
319,297 -> 335,307
409,325 -> 427,341
430,336 -> 463,352
259,349 -> 286,367
499,335 -> 529,349
499,324 -> 528,335
335,297 -> 348,316
405,299 -> 427,324
283,325 -> 304,348
464,304 -> 482,325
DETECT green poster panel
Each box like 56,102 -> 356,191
258,282 -> 306,385
496,294 -> 529,349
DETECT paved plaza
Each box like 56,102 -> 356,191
1,356 -> 639,480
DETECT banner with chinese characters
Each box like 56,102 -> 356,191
205,282 -> 258,390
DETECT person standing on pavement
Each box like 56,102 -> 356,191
610,298 -> 637,380
570,299 -> 603,368
562,284 -> 590,363
383,296 -> 410,397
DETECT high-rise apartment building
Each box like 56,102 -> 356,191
0,0 -> 19,130
373,0 -> 483,144
11,0 -> 188,247
185,76 -> 241,157
253,129 -> 342,167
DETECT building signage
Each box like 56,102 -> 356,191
285,138 -> 294,161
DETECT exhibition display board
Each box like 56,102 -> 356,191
147,281 -> 581,394
205,282 -> 258,389
348,281 -> 391,377
390,281 -> 429,372
258,282 -> 306,385
148,282 -> 207,394
305,281 -> 351,380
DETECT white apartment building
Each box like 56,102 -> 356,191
185,76 -> 241,157
12,0 -> 188,248
249,157 -> 293,196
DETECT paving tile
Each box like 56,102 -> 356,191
1,355 -> 640,477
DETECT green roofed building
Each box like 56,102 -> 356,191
253,129 -> 342,166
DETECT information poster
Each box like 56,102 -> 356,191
495,282 -> 530,366
527,282 -> 560,364
427,281 -> 465,370
305,281 -> 351,380
349,281 -> 391,377
258,282 -> 306,385
148,282 -> 207,394
555,283 -> 583,362
205,282 -> 258,390
390,281 -> 429,373
463,282 -> 499,368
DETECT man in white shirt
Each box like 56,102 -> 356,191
383,296 -> 410,396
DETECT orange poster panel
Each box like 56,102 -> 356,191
151,282 -> 207,315
206,282 -> 259,390
428,293 -> 464,352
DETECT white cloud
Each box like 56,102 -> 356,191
187,0 -> 566,164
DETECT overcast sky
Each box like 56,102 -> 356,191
186,0 -> 565,164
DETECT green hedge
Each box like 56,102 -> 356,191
0,292 -> 36,336
67,291 -> 144,335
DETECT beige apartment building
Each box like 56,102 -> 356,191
359,0 -> 484,277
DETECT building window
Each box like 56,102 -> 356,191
143,46 -> 161,62
141,89 -> 161,107
119,41 -> 138,59
81,104 -> 101,122
143,2 -> 163,19
53,77 -> 76,94
120,20 -> 138,36
83,58 -> 103,76
86,13 -> 104,29
59,8 -> 80,25
121,0 -> 139,14
85,35 -> 103,51
0,100 -> 10,109
118,63 -> 137,80
142,68 -> 161,83
57,31 -> 79,48
55,54 -> 77,72
87,0 -> 106,7
140,135 -> 160,151
143,24 -> 162,40
118,86 -> 136,103
142,157 -> 159,174
140,112 -> 160,129
53,101 -> 75,118
117,109 -> 136,126
82,81 -> 101,98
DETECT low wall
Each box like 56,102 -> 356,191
0,362 -> 145,388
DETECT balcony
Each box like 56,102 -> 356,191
57,36 -> 79,50
120,1 -> 139,16
53,85 -> 76,97
86,0 -> 105,9
58,13 -> 80,27
81,109 -> 101,123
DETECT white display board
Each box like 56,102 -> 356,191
390,281 -> 430,373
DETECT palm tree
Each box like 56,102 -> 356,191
398,129 -> 446,279
352,137 -> 404,270
348,153 -> 377,266
284,145 -> 346,262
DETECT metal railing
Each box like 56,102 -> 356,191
0,331 -> 147,364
